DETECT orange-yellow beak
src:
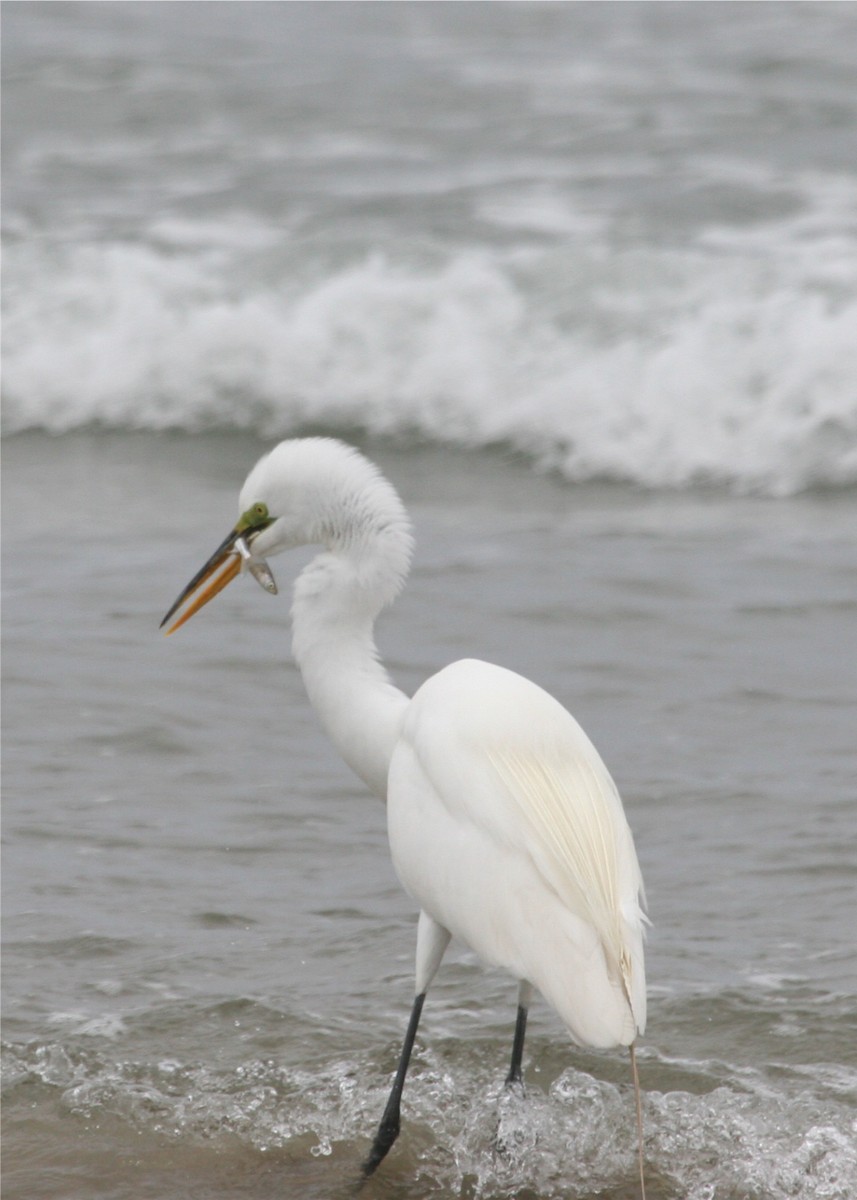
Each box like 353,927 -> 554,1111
160,528 -> 245,635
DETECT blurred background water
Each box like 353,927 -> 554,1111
2,4 -> 857,1198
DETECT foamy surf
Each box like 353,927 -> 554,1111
4,1037 -> 855,1199
4,223 -> 856,495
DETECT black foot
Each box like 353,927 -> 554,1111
493,1076 -> 536,1163
501,1065 -> 520,1094
361,1111 -> 400,1179
356,992 -> 426,1187
503,1069 -> 527,1095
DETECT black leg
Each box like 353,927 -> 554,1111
505,1002 -> 529,1088
361,992 -> 426,1179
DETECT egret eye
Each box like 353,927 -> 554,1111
237,501 -> 272,532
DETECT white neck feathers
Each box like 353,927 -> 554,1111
286,449 -> 413,801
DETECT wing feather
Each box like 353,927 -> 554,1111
487,741 -> 644,1020
396,658 -> 647,1036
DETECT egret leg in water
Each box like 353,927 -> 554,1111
361,992 -> 426,1178
506,981 -> 533,1090
162,438 -> 649,1193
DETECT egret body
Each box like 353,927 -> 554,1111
162,438 -> 648,1187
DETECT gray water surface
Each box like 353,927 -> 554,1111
4,1 -> 857,1194
3,432 -> 856,1198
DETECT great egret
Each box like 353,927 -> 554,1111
162,438 -> 648,1190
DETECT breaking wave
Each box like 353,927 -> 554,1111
4,197 -> 857,495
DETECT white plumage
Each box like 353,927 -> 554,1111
163,437 -> 648,1186
389,658 -> 646,1048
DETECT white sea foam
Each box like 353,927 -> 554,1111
5,1040 -> 856,1198
45,1011 -> 128,1039
4,204 -> 856,494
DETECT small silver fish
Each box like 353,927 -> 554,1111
233,536 -> 278,595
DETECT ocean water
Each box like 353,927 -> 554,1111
2,5 -> 857,1199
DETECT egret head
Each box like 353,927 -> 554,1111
160,438 -> 410,635
159,491 -> 279,635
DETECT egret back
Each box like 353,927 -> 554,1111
387,658 -> 647,1047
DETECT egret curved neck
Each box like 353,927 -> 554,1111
290,553 -> 408,802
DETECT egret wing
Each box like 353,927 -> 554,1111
487,741 -> 646,1028
397,659 -> 647,1035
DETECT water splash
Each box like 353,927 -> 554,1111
4,1041 -> 856,1198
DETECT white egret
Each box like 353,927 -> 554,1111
162,438 -> 648,1190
